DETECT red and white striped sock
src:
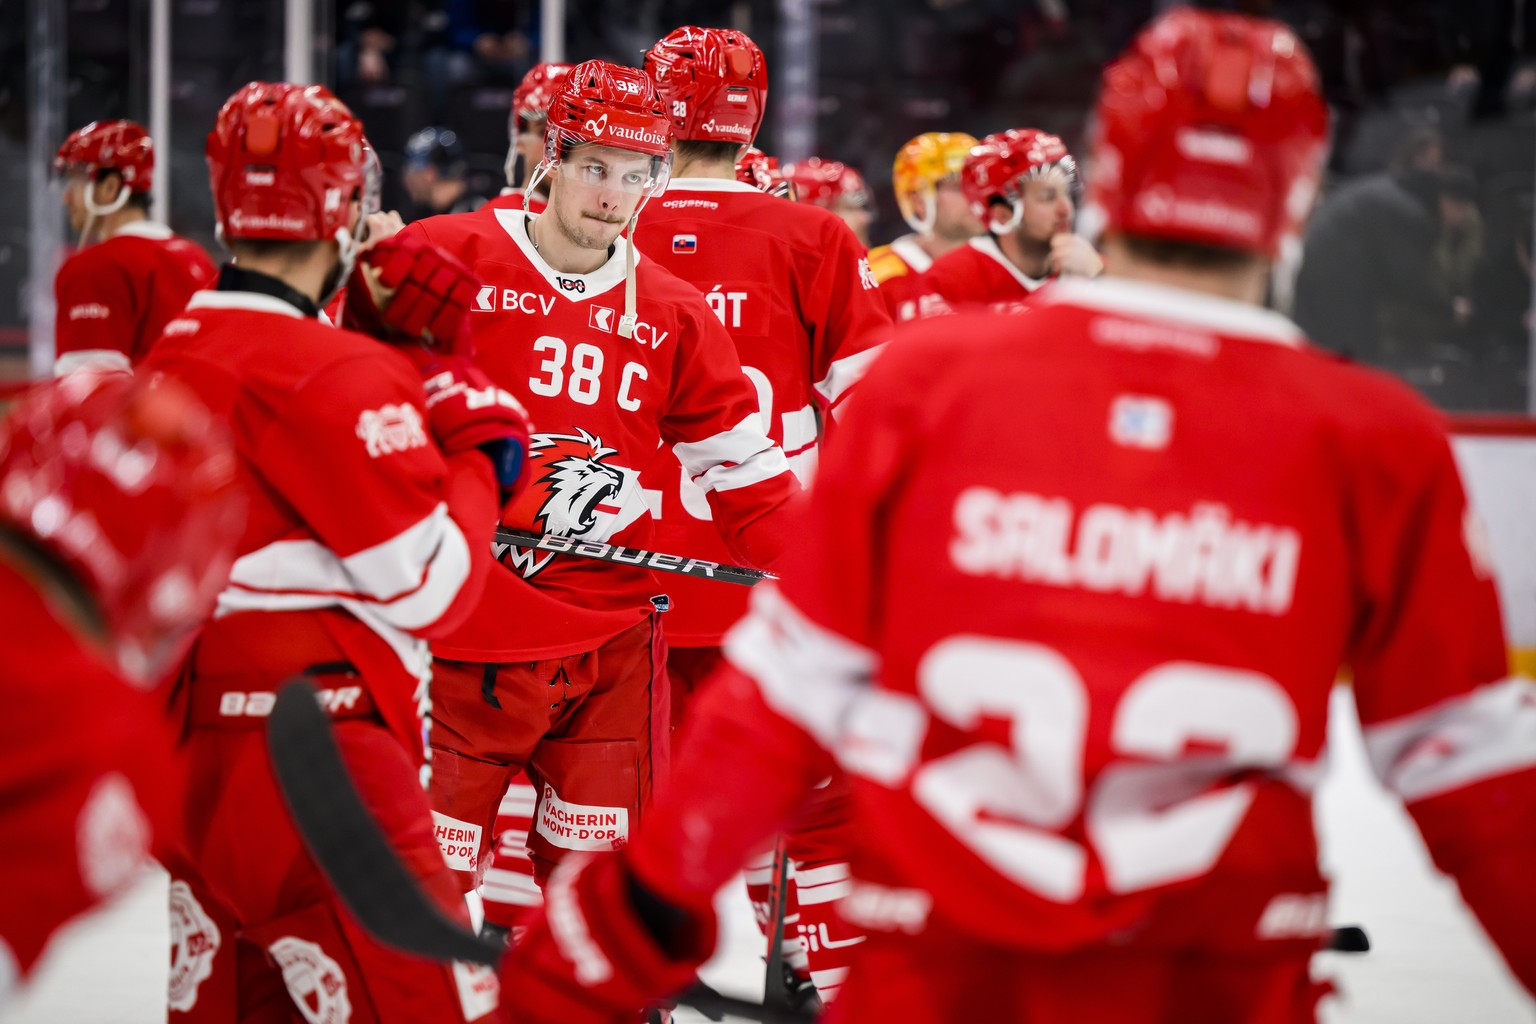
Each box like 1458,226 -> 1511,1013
477,772 -> 542,936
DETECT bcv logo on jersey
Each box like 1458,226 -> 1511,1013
474,286 -> 556,316
587,304 -> 669,349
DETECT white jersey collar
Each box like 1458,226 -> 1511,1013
663,177 -> 761,194
969,235 -> 1048,292
890,234 -> 933,274
493,207 -> 631,301
184,290 -> 306,318
1040,276 -> 1304,348
113,219 -> 175,241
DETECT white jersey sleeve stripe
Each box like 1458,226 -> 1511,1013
815,343 -> 885,410
725,586 -> 930,784
673,414 -> 791,494
1362,676 -> 1536,803
55,349 -> 133,377
723,586 -> 878,749
221,502 -> 471,631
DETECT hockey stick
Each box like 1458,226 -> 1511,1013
762,838 -> 793,1011
266,680 -> 815,1024
493,526 -> 774,587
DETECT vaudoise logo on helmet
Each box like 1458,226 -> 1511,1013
582,112 -> 667,149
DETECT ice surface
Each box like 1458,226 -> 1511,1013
2,688 -> 1530,1023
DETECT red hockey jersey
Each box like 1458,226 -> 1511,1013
631,178 -> 891,644
54,221 -> 217,375
0,557 -> 174,989
141,286 -> 499,749
868,233 -> 933,321
899,234 -> 1046,321
635,276 -> 1536,985
401,204 -> 797,661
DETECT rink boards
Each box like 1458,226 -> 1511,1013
1449,418 -> 1536,675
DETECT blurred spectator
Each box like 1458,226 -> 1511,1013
400,126 -> 484,220
1436,166 -> 1483,327
1292,129 -> 1469,366
431,0 -> 536,89
336,2 -> 406,90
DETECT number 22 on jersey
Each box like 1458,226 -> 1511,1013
910,637 -> 1299,902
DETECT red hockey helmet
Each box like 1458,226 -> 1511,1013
735,147 -> 794,199
0,372 -> 243,683
1085,8 -> 1329,258
206,82 -> 367,244
782,158 -> 869,209
645,25 -> 768,146
55,120 -> 155,195
961,128 -> 1075,232
511,62 -> 574,136
539,60 -> 674,197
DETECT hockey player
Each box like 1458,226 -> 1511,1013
502,61 -> 574,211
783,157 -> 874,246
416,58 -> 575,943
498,9 -> 1536,1023
900,127 -> 1101,320
52,120 -> 217,375
632,24 -> 892,1003
145,81 -> 528,1023
396,61 -> 797,929
867,132 -> 983,319
0,372 -> 241,1009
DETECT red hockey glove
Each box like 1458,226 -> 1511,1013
342,232 -> 479,354
501,851 -> 716,1024
417,355 -> 532,503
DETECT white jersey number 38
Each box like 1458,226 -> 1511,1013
913,637 -> 1298,902
529,335 -> 648,411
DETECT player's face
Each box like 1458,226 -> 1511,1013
932,177 -> 983,241
1016,169 -> 1075,244
548,145 -> 651,250
60,170 -> 91,232
517,117 -> 547,186
835,197 -> 873,247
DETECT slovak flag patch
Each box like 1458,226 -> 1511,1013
1109,394 -> 1173,450
672,234 -> 698,254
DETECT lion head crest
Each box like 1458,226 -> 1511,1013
528,429 -> 626,537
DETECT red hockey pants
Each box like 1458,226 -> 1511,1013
163,615 -> 497,1024
428,615 -> 668,893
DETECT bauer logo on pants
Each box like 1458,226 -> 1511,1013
167,880 -> 222,1012
535,784 -> 628,851
269,936 -> 352,1024
432,811 -> 482,872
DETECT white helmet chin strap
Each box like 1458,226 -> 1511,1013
323,224 -> 360,308
524,159 -> 553,205
503,145 -> 519,189
79,174 -> 134,246
988,196 -> 1024,236
901,186 -> 939,236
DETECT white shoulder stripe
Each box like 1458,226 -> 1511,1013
1362,676 -> 1536,803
